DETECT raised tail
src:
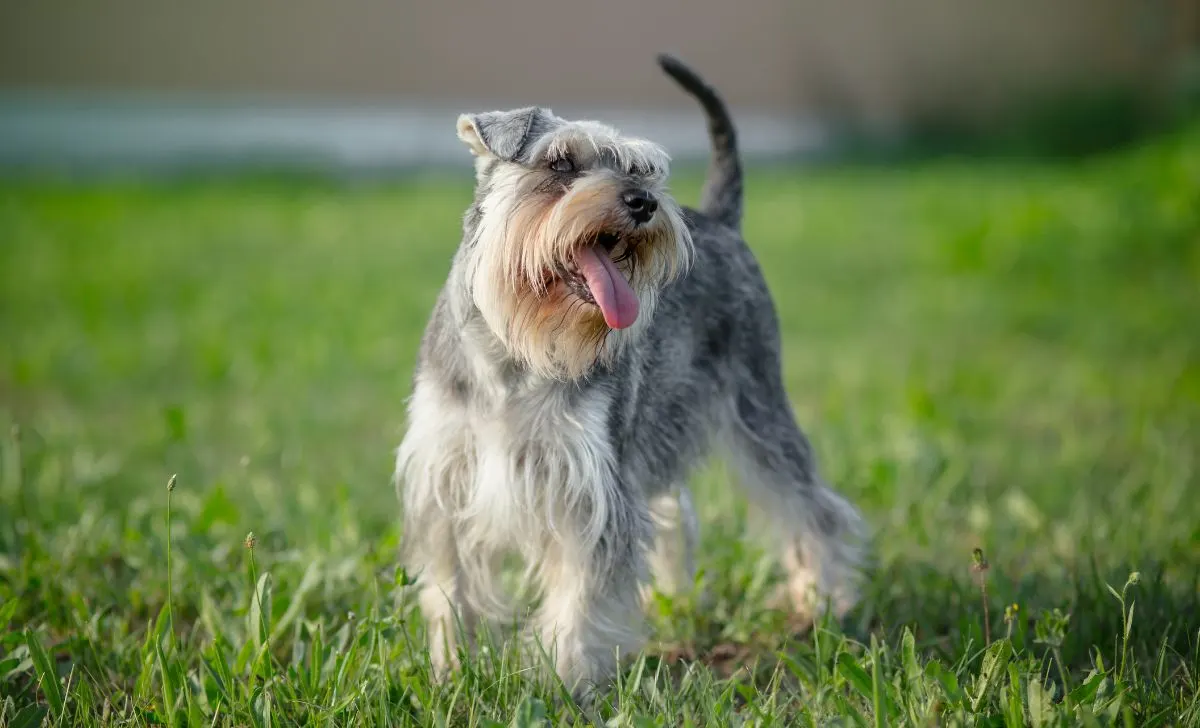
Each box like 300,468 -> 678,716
657,53 -> 744,231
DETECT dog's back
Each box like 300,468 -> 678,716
610,54 -> 865,630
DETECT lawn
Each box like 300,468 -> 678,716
1,122 -> 1198,726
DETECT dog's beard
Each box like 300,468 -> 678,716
467,170 -> 691,379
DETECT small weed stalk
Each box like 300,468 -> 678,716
244,530 -> 275,681
244,530 -> 261,628
244,530 -> 261,642
972,548 -> 992,646
244,531 -> 257,578
1107,571 -> 1141,684
165,474 -> 177,647
1034,608 -> 1072,695
1003,603 -> 1019,641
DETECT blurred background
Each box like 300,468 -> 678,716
1,0 -> 1199,582
2,0 -> 1198,173
1,5 -> 1199,723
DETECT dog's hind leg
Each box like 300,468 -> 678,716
642,485 -> 699,605
721,375 -> 865,626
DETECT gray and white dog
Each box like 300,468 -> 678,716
395,54 -> 865,698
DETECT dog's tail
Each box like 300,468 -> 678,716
657,53 -> 743,231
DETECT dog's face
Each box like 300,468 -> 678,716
456,107 -> 692,379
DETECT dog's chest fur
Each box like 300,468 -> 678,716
404,307 -> 623,561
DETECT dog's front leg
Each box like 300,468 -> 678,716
533,481 -> 651,701
397,390 -> 478,681
408,512 -> 476,680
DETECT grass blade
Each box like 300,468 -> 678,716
837,651 -> 874,705
11,704 -> 49,728
24,630 -> 64,716
970,639 -> 1012,713
154,636 -> 179,728
0,598 -> 17,634
870,635 -> 888,728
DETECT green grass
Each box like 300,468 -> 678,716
1,123 -> 1199,726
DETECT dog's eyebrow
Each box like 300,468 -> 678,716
599,142 -> 668,179
533,135 -> 574,164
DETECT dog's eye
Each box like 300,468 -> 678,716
549,157 -> 575,174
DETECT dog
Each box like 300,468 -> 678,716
395,53 -> 865,699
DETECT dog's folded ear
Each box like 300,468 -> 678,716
457,107 -> 558,162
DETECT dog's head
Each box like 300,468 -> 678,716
455,107 -> 692,379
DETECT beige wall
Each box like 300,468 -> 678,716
1,0 -> 1192,131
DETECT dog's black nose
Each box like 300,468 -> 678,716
622,189 -> 658,224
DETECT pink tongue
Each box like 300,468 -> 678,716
576,245 -> 639,329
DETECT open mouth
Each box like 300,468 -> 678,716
556,231 -> 639,330
596,231 -> 621,252
563,265 -> 597,305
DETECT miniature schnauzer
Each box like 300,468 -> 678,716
395,53 -> 865,698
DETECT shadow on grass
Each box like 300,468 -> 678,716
639,554 -> 1198,690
